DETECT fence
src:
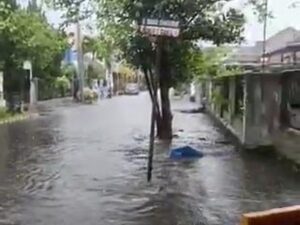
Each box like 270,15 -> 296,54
198,69 -> 300,149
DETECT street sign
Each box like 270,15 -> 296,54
23,60 -> 32,70
141,19 -> 179,28
64,49 -> 78,64
139,18 -> 180,37
139,25 -> 180,37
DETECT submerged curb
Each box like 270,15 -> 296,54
0,113 -> 37,125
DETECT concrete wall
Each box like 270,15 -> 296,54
269,53 -> 282,64
286,71 -> 300,105
243,74 -> 264,147
261,75 -> 282,135
198,71 -> 300,165
200,77 -> 244,143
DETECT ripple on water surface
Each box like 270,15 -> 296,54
0,96 -> 299,225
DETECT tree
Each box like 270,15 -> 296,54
102,0 -> 245,139
0,0 -> 67,102
117,63 -> 136,82
188,46 -> 243,80
86,62 -> 105,85
290,1 -> 300,8
247,0 -> 272,22
82,26 -> 127,92
83,36 -> 97,59
50,0 -> 245,139
55,75 -> 70,97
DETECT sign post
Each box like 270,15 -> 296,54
138,18 -> 180,182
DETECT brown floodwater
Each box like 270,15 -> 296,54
0,94 -> 299,225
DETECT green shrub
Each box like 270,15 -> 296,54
54,76 -> 71,97
0,107 -> 9,119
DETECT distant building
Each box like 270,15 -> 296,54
264,27 -> 300,65
224,42 -> 263,70
224,27 -> 300,69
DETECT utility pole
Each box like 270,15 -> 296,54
262,0 -> 268,71
76,18 -> 85,101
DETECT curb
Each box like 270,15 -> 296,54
0,113 -> 32,125
206,109 -> 243,148
207,108 -> 300,169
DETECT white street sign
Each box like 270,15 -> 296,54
142,19 -> 179,28
23,60 -> 35,105
140,25 -> 180,37
23,60 -> 32,70
139,18 -> 180,37
0,72 -> 3,93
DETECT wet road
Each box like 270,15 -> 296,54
0,93 -> 299,225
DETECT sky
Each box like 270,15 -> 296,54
243,0 -> 300,44
43,0 -> 300,45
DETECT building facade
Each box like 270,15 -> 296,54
264,27 -> 300,65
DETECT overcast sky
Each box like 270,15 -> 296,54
243,0 -> 300,44
44,0 -> 300,45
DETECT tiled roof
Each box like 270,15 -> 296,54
265,27 -> 299,53
224,42 -> 262,64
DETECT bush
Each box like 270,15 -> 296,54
54,76 -> 71,97
0,107 -> 9,119
83,88 -> 98,104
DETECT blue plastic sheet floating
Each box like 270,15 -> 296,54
169,146 -> 204,159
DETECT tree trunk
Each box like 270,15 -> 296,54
105,59 -> 113,97
155,38 -> 173,140
155,101 -> 163,138
158,79 -> 173,139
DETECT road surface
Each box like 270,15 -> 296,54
0,93 -> 299,225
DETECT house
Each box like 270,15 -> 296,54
264,27 -> 300,65
224,27 -> 300,68
224,42 -> 263,70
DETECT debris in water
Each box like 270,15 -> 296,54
178,107 -> 205,114
198,137 -> 206,141
170,146 -> 204,159
172,134 -> 180,138
215,140 -> 231,145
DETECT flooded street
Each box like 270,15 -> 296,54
0,93 -> 299,225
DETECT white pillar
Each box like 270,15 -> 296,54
23,61 -> 36,105
76,21 -> 84,101
29,68 -> 35,105
0,72 -> 5,107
